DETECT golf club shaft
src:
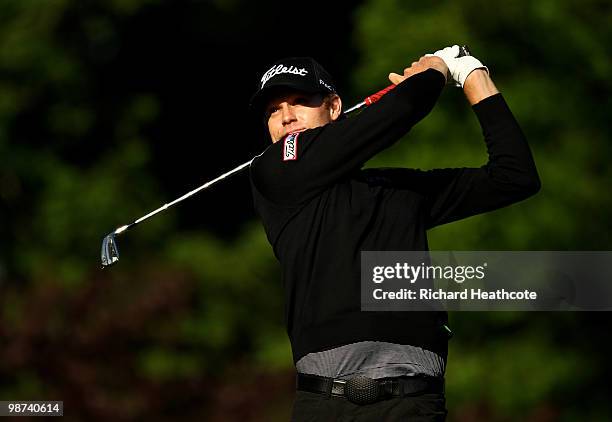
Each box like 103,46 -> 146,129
112,159 -> 253,235
109,98 -> 377,236
110,45 -> 471,236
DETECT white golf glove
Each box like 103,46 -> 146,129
427,45 -> 489,88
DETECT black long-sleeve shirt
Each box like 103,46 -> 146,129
249,69 -> 540,364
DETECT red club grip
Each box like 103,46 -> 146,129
364,84 -> 396,106
360,46 -> 470,109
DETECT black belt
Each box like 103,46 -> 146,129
296,373 -> 444,405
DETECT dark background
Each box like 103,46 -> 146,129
1,0 -> 611,420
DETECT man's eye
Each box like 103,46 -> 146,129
267,106 -> 280,115
294,97 -> 308,105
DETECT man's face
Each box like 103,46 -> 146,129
265,90 -> 341,143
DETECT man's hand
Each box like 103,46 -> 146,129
428,45 -> 499,104
429,45 -> 488,88
388,56 -> 449,85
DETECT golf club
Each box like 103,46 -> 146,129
101,45 -> 471,267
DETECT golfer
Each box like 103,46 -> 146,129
248,45 -> 540,421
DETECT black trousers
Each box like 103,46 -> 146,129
291,390 -> 447,421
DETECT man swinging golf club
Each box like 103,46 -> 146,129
248,45 -> 540,421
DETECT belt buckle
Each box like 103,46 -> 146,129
344,375 -> 380,405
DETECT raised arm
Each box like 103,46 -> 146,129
371,50 -> 540,228
425,90 -> 540,228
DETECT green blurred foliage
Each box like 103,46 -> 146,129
0,0 -> 610,420
0,0 -> 292,419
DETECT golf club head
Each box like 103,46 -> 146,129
101,233 -> 120,267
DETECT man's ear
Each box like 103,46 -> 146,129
329,95 -> 342,121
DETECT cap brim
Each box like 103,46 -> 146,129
249,83 -> 325,119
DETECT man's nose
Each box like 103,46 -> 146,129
280,104 -> 297,124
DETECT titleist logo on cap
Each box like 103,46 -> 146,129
261,64 -> 308,88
